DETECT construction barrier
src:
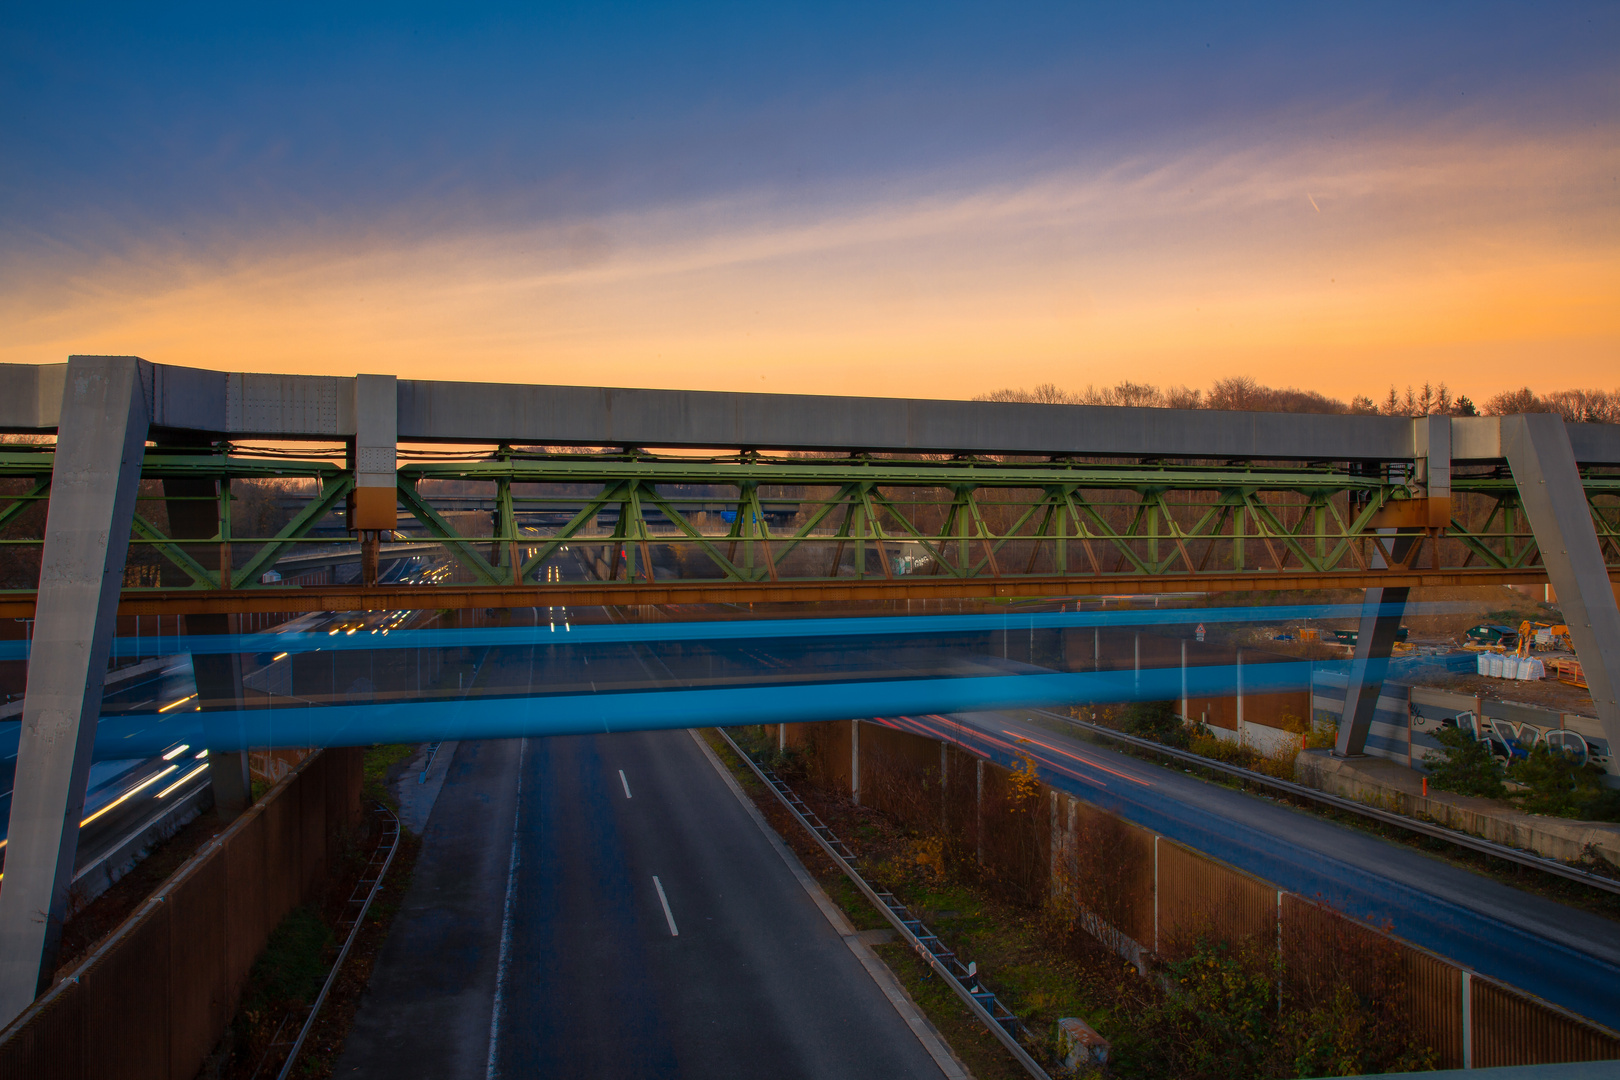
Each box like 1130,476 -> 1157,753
0,746 -> 366,1080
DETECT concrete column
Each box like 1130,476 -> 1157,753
352,374 -> 398,585
1338,419 -> 1449,756
1335,536 -> 1417,757
161,460 -> 251,820
0,356 -> 149,1024
1502,414 -> 1620,764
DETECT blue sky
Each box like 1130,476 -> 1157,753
3,4 -> 1616,398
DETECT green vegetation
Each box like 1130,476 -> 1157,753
1509,744 -> 1620,821
1128,936 -> 1435,1080
1425,725 -> 1507,799
1121,700 -> 1189,748
1428,728 -> 1620,820
712,726 -> 1435,1079
241,906 -> 333,1016
364,743 -> 417,807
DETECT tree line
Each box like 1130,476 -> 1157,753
976,377 -> 1620,421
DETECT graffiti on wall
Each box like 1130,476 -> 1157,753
1410,707 -> 1612,771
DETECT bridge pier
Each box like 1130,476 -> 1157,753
1502,414 -> 1620,770
0,357 -> 149,1025
161,457 -> 253,819
1337,417 -> 1448,758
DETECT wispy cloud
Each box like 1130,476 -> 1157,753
4,124 -> 1616,402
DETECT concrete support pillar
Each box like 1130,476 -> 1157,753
1502,414 -> 1620,763
0,356 -> 149,1024
351,374 -> 398,586
161,464 -> 251,820
1335,537 -> 1416,757
1339,417 -> 1449,757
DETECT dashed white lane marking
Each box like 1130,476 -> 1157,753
619,769 -> 632,799
653,876 -> 679,936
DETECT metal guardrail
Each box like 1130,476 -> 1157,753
1033,709 -> 1620,897
252,801 -> 402,1080
713,727 -> 1050,1080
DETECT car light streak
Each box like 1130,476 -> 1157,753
1007,731 -> 1154,787
882,714 -> 1110,790
195,749 -> 209,758
273,652 -> 289,660
156,764 -> 210,799
161,744 -> 191,760
80,765 -> 178,826
158,693 -> 198,712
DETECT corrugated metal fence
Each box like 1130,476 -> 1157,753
0,746 -> 365,1080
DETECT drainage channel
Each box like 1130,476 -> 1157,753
249,801 -> 402,1080
714,728 -> 1050,1080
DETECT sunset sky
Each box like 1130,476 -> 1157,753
3,4 -> 1616,403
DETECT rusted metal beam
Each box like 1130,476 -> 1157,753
0,565 -> 1581,618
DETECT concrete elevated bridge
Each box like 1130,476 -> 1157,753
2,355 -> 1619,1029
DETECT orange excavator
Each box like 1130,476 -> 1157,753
1517,620 -> 1573,656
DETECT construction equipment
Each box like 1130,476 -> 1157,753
1463,623 -> 1517,651
1517,621 -> 1574,654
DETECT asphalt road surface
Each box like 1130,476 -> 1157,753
336,730 -> 951,1079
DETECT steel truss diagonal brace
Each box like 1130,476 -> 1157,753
395,478 -> 504,586
1502,414 -> 1620,760
0,356 -> 150,1027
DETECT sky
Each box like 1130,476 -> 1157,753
2,3 -> 1616,403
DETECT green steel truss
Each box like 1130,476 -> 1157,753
0,445 -> 1616,594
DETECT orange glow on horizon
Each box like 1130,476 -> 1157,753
4,129 -> 1616,403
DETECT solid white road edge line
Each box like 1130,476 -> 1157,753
620,769 -> 633,799
485,736 -> 528,1080
687,728 -> 971,1080
653,876 -> 679,936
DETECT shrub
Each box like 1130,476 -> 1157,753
1303,717 -> 1338,751
1425,725 -> 1507,799
1122,699 -> 1190,748
1509,744 -> 1620,821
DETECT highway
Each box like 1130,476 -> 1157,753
0,655 -> 212,885
14,540 -> 1616,1044
880,709 -> 1620,1031
0,556 -> 438,885
337,730 -> 952,1079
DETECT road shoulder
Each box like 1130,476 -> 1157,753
688,728 -> 972,1080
